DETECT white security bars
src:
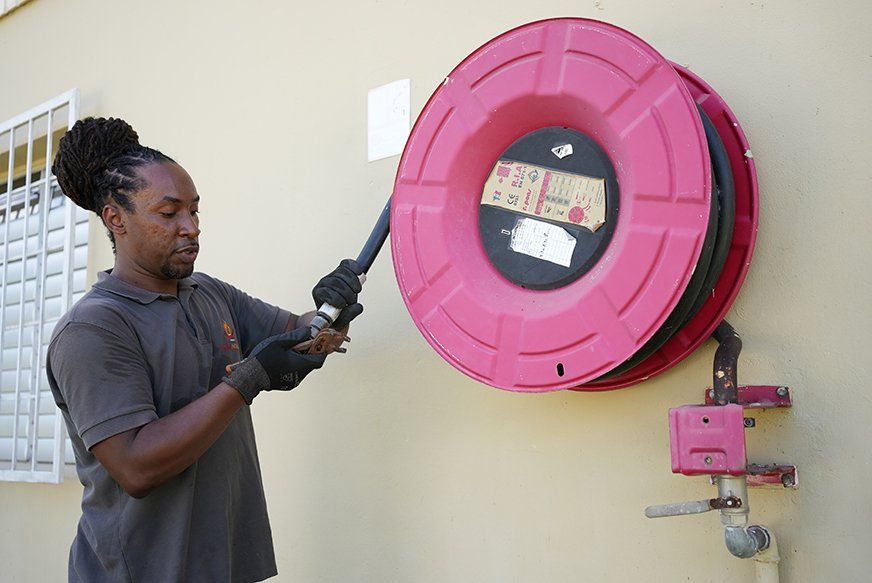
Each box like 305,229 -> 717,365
0,89 -> 86,483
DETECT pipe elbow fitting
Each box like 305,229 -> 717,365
724,525 -> 769,558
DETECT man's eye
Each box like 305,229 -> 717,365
191,209 -> 199,216
161,212 -> 176,218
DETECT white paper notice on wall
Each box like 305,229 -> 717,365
509,217 -> 577,267
367,79 -> 410,162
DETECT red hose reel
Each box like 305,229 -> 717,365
390,18 -> 757,392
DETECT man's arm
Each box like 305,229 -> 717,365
91,382 -> 244,499
90,324 -> 326,498
284,311 -> 316,332
91,263 -> 364,498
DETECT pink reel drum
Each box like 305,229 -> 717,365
391,18 -> 756,392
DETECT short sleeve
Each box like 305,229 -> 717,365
47,322 -> 158,450
215,280 -> 294,356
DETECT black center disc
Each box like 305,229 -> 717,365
477,127 -> 620,290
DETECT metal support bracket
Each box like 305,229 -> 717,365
747,464 -> 798,489
696,386 -> 796,489
704,385 -> 792,409
708,464 -> 798,489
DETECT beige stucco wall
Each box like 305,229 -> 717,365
1,0 -> 870,581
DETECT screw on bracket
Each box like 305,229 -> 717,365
743,417 -> 756,428
776,386 -> 789,397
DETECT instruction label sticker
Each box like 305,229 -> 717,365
481,160 -> 606,232
510,217 -> 577,267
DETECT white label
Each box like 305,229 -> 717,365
509,217 -> 577,267
367,79 -> 410,162
551,143 -> 573,159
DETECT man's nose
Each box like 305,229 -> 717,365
179,212 -> 201,238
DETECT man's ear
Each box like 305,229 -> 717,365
102,202 -> 127,237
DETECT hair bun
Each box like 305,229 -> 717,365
52,117 -> 141,211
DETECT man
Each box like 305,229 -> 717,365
47,116 -> 362,582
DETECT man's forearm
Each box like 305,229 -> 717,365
92,382 -> 245,498
285,310 -> 317,331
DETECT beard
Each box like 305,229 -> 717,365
160,261 -> 194,280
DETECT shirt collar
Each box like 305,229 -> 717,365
93,270 -> 199,305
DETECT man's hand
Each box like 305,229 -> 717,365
312,259 -> 364,330
223,327 -> 326,404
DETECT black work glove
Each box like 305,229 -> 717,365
312,259 -> 364,330
223,327 -> 326,405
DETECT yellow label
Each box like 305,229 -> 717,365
480,160 -> 606,231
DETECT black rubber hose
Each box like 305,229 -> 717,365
712,320 -> 741,404
308,198 -> 392,336
683,109 -> 736,323
598,106 -> 735,380
356,197 -> 392,273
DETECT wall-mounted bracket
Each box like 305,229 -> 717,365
746,464 -> 798,489
708,464 -> 798,489
704,385 -> 792,409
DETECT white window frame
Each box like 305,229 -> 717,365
0,88 -> 82,483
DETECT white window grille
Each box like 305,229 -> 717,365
0,89 -> 87,483
1,0 -> 34,19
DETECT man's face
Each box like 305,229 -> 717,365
117,162 -> 201,280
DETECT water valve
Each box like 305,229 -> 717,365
645,496 -> 741,519
645,321 -> 794,579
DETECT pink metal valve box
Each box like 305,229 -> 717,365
669,404 -> 747,475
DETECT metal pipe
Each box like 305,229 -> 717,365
716,475 -> 749,527
715,476 -> 771,561
725,525 -> 767,559
712,320 -> 742,405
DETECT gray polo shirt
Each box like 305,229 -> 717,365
47,270 -> 293,583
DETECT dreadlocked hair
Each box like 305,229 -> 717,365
51,117 -> 175,250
